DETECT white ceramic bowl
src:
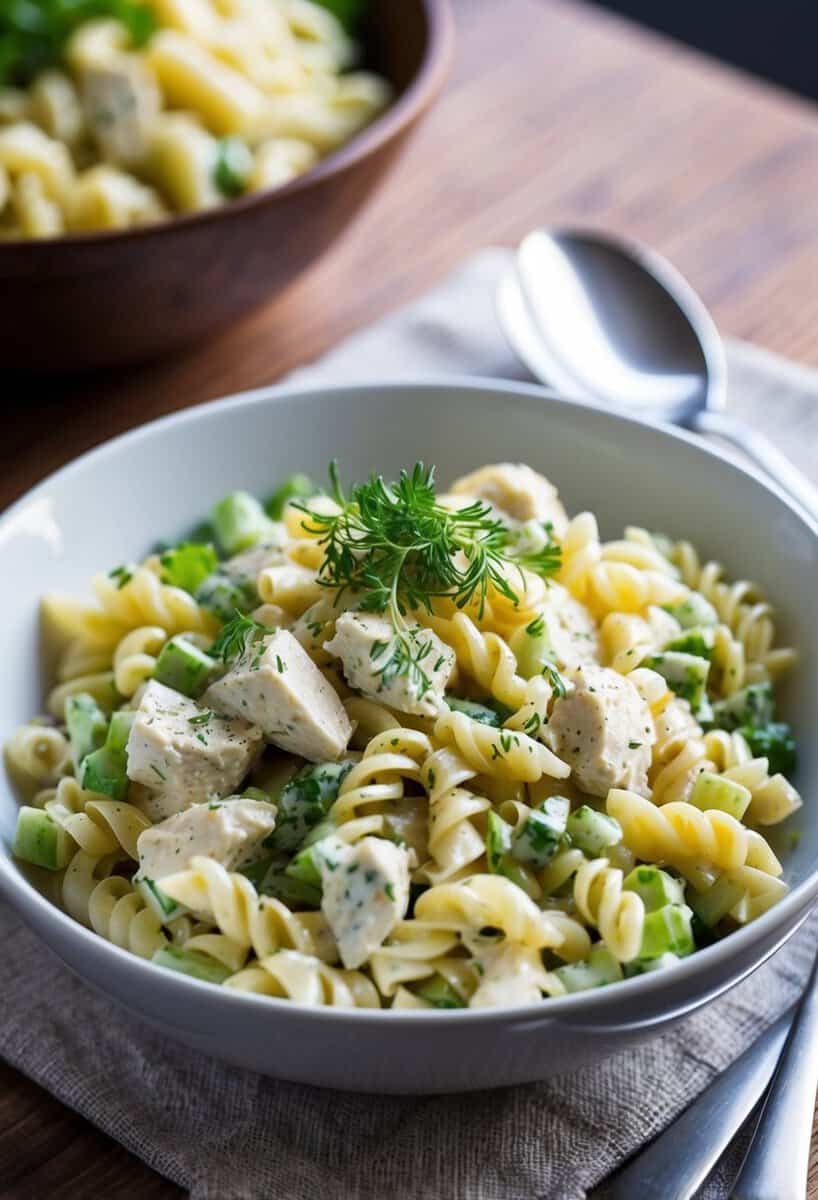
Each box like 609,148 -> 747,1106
1,380 -> 816,1094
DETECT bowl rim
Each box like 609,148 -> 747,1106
0,0 -> 454,253
1,374 -> 816,1024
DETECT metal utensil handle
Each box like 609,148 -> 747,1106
731,959 -> 818,1200
603,1010 -> 793,1200
692,409 -> 818,522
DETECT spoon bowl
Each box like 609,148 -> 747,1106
498,227 -> 818,518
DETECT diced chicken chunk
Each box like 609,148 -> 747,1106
136,796 -> 276,882
543,583 -> 600,671
81,56 -> 160,166
547,664 -> 654,797
223,534 -> 287,586
319,837 -> 410,969
449,463 -> 568,535
204,628 -> 352,761
469,944 -> 548,1009
126,681 -> 262,820
324,612 -> 455,717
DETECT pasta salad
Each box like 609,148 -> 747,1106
5,462 -> 802,1010
0,0 -> 389,238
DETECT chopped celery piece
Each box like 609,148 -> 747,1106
152,945 -> 231,985
214,136 -> 253,197
511,795 -> 569,868
241,786 -> 274,804
639,904 -> 695,960
690,772 -> 751,820
644,650 -> 710,713
554,945 -> 623,992
414,974 -> 465,1009
486,810 -> 512,872
265,473 -> 320,520
625,952 -> 681,977
709,683 -> 774,732
195,571 -> 258,621
663,594 -> 718,628
159,542 -> 218,594
106,710 -> 135,754
485,811 -> 536,894
211,490 -> 277,556
65,693 -> 108,771
509,615 -> 556,680
623,865 -> 685,912
566,805 -> 622,855
662,627 -> 715,660
137,876 -> 186,922
444,695 -> 505,727
688,876 -> 745,927
270,761 -> 354,851
257,869 -> 321,908
13,806 -> 73,870
81,746 -> 128,801
286,832 -> 346,887
153,636 -> 215,697
739,722 -> 797,777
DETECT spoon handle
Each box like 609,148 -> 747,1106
731,956 -> 818,1200
692,409 -> 818,522
602,1009 -> 793,1200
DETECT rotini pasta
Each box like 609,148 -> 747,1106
573,858 -> 644,963
4,722 -> 70,784
7,460 -> 800,1009
0,1 -> 391,239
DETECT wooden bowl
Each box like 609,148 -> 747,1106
1,0 -> 453,371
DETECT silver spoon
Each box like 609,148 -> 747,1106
497,228 -> 818,520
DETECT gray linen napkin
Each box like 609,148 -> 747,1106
2,248 -> 817,1200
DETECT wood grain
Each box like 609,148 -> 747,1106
3,0 -> 818,1194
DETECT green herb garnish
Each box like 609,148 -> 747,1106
210,612 -> 269,663
108,564 -> 134,590
296,461 -> 560,689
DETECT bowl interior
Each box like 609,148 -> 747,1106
1,380 -> 816,926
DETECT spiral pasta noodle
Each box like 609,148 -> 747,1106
225,951 -> 381,1008
4,722 -> 70,783
368,921 -> 461,997
41,777 -> 151,859
573,858 -> 645,962
559,514 -> 686,618
88,875 -> 168,958
329,728 -> 431,826
158,856 -> 338,962
702,730 -> 802,826
420,746 -> 489,885
112,625 -> 168,697
607,789 -> 782,875
433,710 -> 569,784
670,541 -> 796,682
415,874 -> 591,961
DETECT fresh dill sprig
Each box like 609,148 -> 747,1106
210,612 -> 269,663
295,462 -> 561,696
296,462 -> 560,623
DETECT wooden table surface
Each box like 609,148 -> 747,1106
3,0 -> 818,1194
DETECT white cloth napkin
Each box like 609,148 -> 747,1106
2,249 -> 817,1200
